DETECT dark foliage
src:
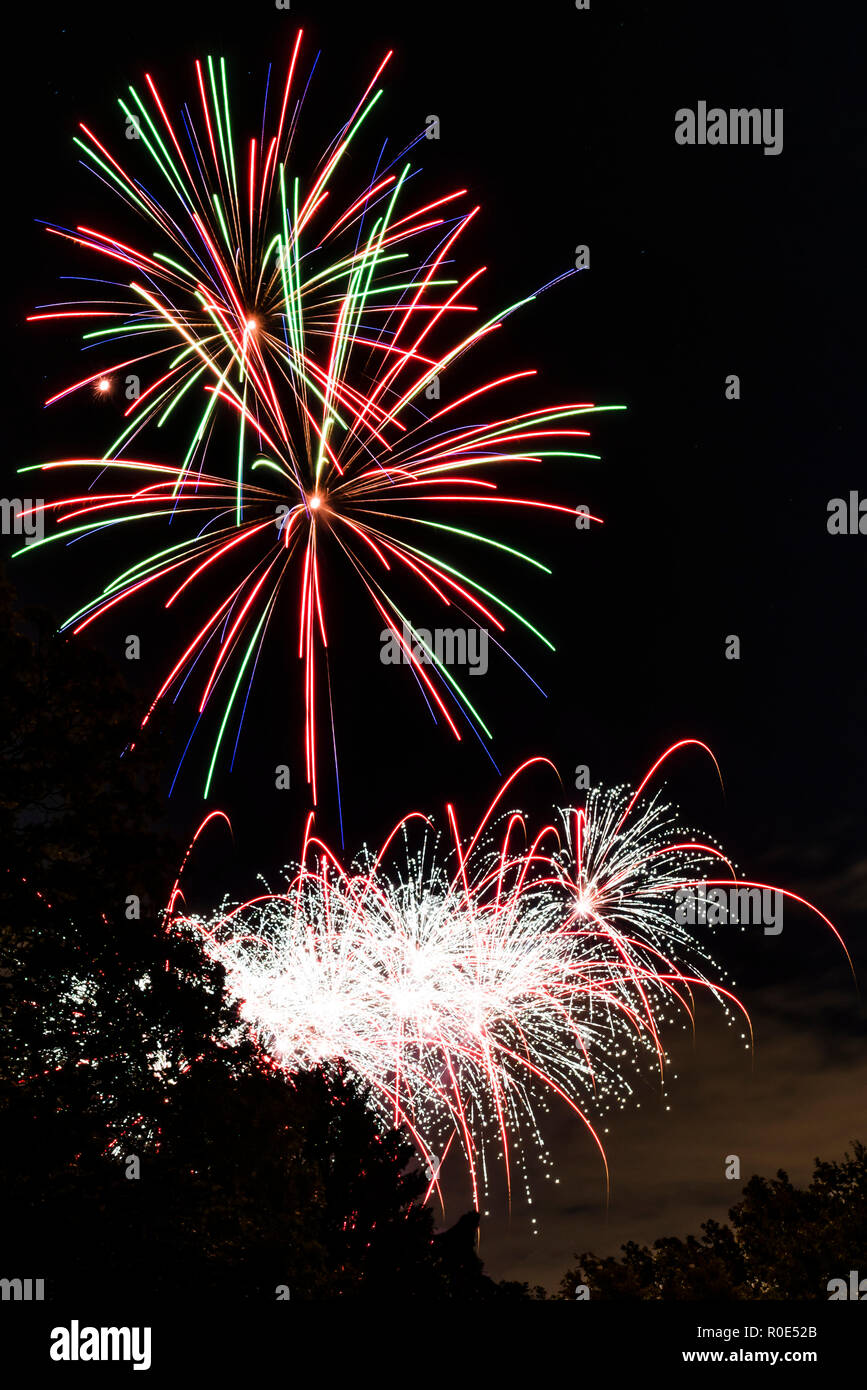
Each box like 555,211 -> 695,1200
560,1144 -> 867,1299
0,577 -> 513,1299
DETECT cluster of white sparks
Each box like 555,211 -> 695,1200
169,746 -> 783,1208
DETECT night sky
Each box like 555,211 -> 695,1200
8,0 -> 865,1290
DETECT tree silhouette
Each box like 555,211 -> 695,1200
560,1144 -> 867,1299
0,576 -> 511,1300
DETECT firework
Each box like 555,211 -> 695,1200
171,740 -> 850,1211
21,32 -> 622,804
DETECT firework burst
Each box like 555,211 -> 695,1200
169,741 -> 849,1212
21,32 -> 622,805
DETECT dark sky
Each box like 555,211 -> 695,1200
7,0 -> 865,1288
